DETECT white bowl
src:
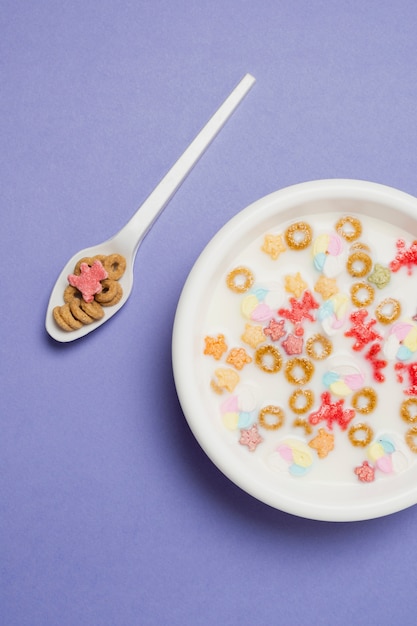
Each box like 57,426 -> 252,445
172,179 -> 417,521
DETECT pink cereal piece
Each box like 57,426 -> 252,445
282,332 -> 304,355
278,290 -> 319,324
344,310 -> 382,351
239,424 -> 263,452
220,395 -> 239,414
264,318 -> 286,341
354,460 -> 375,482
68,260 -> 108,303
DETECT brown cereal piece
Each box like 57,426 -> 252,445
289,388 -> 314,415
226,266 -> 254,293
405,426 -> 417,453
375,297 -> 401,324
335,216 -> 362,242
103,254 -> 126,280
203,334 -> 228,360
305,334 -> 333,360
351,387 -> 377,415
63,285 -> 81,303
254,345 -> 282,373
94,279 -> 123,306
226,347 -> 252,370
285,357 -> 314,385
59,303 -> 83,329
284,221 -> 312,250
292,417 -> 313,436
53,306 -> 74,331
347,251 -> 372,278
79,299 -> 104,320
258,405 -> 285,431
309,428 -> 335,459
350,281 -> 375,307
348,423 -> 374,447
400,398 -> 417,424
69,297 -> 95,325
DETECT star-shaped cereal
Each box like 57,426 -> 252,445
284,272 -> 307,298
203,333 -> 228,360
68,260 -> 108,303
213,368 -> 240,393
226,347 -> 252,370
241,323 -> 266,348
239,424 -> 263,452
308,428 -> 335,458
264,318 -> 286,342
314,275 -> 338,300
261,233 -> 286,260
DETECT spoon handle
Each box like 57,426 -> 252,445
113,73 -> 255,254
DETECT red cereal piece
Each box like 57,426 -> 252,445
309,391 -> 355,431
282,332 -> 304,355
365,343 -> 387,383
263,318 -> 286,341
395,362 -> 417,396
389,239 -> 417,275
239,424 -> 263,452
68,260 -> 108,303
344,310 -> 382,351
354,460 -> 375,482
278,290 -> 319,324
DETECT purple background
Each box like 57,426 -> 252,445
2,1 -> 417,624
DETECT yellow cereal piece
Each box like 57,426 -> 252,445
204,334 -> 228,360
261,233 -> 286,260
241,323 -> 266,348
309,428 -> 335,459
226,347 -> 252,370
214,368 -> 240,393
284,272 -> 307,298
314,275 -> 339,300
241,294 -> 259,319
222,412 -> 239,430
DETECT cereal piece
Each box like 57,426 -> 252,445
314,276 -> 339,300
214,368 -> 240,393
309,391 -> 355,430
254,345 -> 282,373
389,239 -> 417,274
350,281 -> 375,307
94,279 -> 123,306
400,398 -> 417,423
241,323 -> 266,348
395,362 -> 417,396
68,260 -> 108,303
347,251 -> 372,278
348,423 -> 374,447
282,330 -> 304,355
258,405 -> 285,430
405,426 -> 417,453
285,357 -> 314,385
278,291 -> 319,324
284,221 -> 312,250
351,387 -> 377,414
263,318 -> 286,342
365,343 -> 387,383
335,216 -> 362,242
226,347 -> 252,370
308,428 -> 335,458
289,389 -> 314,415
103,254 -> 126,280
305,334 -> 333,360
69,297 -> 95,325
292,417 -> 313,435
52,306 -> 74,331
226,266 -> 254,293
261,233 -> 286,260
368,263 -> 391,289
59,303 -> 83,329
284,272 -> 307,298
344,310 -> 381,351
354,460 -> 375,482
203,334 -> 228,360
63,285 -> 81,303
375,298 -> 401,324
73,256 -> 98,275
79,299 -> 104,320
239,424 -> 263,451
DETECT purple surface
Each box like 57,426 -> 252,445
2,1 -> 417,624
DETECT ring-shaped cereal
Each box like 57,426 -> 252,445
103,253 -> 126,280
258,405 -> 285,431
347,251 -> 372,278
405,426 -> 417,453
305,334 -> 333,360
292,417 -> 313,435
335,216 -> 362,242
351,387 -> 377,415
284,221 -> 312,250
69,297 -> 94,325
348,423 -> 374,447
288,388 -> 314,415
375,297 -> 401,325
350,281 -> 375,308
401,398 -> 417,424
73,255 -> 106,275
79,299 -> 104,320
285,357 -> 315,385
94,279 -> 123,306
63,284 -> 81,303
254,345 -> 282,373
226,266 -> 254,293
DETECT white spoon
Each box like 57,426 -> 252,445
45,73 -> 255,342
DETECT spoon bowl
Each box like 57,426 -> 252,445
45,74 -> 255,342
